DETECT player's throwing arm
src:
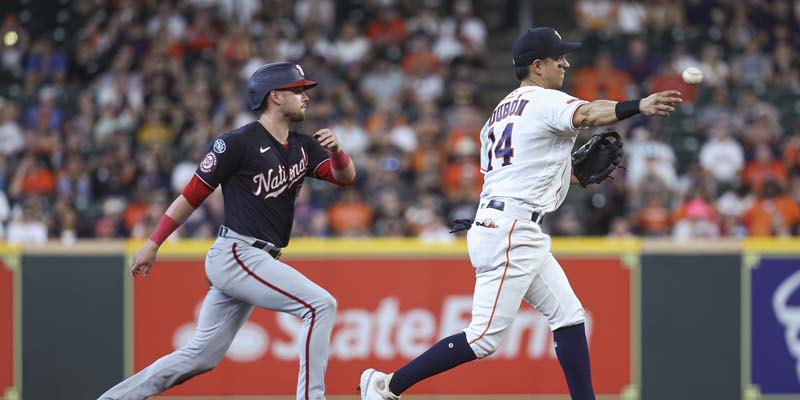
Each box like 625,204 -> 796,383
572,90 -> 683,128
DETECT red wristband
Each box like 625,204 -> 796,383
330,150 -> 351,170
149,215 -> 179,245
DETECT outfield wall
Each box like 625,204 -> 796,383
1,238 -> 798,400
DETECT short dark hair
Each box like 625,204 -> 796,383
514,64 -> 530,81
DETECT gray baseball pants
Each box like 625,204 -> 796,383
99,227 -> 336,400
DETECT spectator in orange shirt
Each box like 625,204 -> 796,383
123,187 -> 151,232
742,180 -> 800,236
328,188 -> 373,236
634,191 -> 672,236
9,152 -> 56,198
402,35 -> 441,75
741,143 -> 788,194
783,124 -> 800,170
411,116 -> 446,174
442,136 -> 482,201
571,50 -> 632,101
366,6 -> 406,48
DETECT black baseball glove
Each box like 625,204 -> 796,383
571,130 -> 624,188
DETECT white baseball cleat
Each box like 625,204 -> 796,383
358,368 -> 400,400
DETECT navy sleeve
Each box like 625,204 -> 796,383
301,134 -> 331,178
195,136 -> 243,188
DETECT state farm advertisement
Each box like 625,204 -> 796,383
0,259 -> 13,394
133,257 -> 630,396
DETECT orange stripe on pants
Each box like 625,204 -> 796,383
469,219 -> 518,345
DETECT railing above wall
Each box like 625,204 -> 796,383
2,238 -> 798,256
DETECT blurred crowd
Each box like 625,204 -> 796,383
0,0 -> 798,245
559,0 -> 800,239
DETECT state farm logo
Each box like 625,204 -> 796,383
172,296 -> 592,362
773,269 -> 800,382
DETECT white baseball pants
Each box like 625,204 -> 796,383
464,200 -> 585,359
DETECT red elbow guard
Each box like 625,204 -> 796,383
181,175 -> 214,208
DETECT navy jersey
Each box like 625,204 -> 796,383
195,121 -> 330,247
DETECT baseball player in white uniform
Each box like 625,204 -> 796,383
359,27 -> 682,400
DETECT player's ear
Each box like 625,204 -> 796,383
268,90 -> 282,107
531,59 -> 544,75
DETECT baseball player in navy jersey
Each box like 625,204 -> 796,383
98,62 -> 356,400
359,27 -> 682,400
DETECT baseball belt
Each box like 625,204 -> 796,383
481,199 -> 545,224
218,226 -> 282,259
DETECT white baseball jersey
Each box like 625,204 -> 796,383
479,86 -> 587,213
463,86 -> 590,359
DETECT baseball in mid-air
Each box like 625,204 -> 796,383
681,67 -> 703,85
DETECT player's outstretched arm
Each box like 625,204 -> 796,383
572,90 -> 683,128
130,191 -> 205,277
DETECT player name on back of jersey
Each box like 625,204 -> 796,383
488,98 -> 529,127
252,147 -> 309,199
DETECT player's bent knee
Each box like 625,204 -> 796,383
318,293 -> 337,313
326,294 -> 337,311
179,337 -> 230,370
550,307 -> 586,331
195,345 -> 230,371
174,366 -> 215,386
193,360 -> 218,375
306,293 -> 336,321
464,330 -> 501,359
469,339 -> 500,359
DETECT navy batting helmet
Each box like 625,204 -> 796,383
247,62 -> 318,111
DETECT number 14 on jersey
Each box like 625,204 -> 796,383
486,123 -> 514,172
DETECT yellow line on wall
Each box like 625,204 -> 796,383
6,237 -> 792,258
125,237 -> 642,257
743,238 -> 800,253
125,240 -> 214,256
0,244 -> 20,255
